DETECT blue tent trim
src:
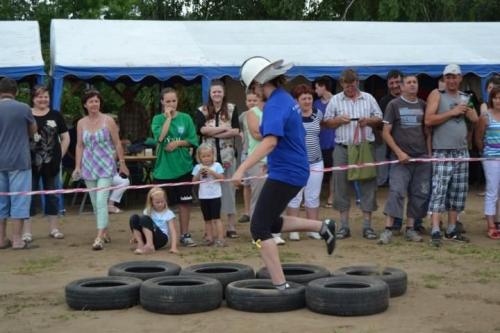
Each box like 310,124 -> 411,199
0,65 -> 45,84
51,63 -> 500,111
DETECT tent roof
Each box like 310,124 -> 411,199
0,21 -> 45,79
51,19 -> 500,80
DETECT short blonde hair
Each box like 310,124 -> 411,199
144,187 -> 167,215
196,143 -> 216,164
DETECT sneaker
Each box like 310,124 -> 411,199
92,237 -> 104,251
272,234 -> 286,245
456,221 -> 466,234
180,233 -> 197,247
405,229 -> 423,242
238,214 -> 250,223
336,227 -> 351,239
414,224 -> 427,235
430,231 -> 442,247
22,233 -> 33,243
320,219 -> 337,255
289,232 -> 300,241
377,229 -> 393,245
307,232 -> 322,240
444,230 -> 470,243
392,218 -> 403,236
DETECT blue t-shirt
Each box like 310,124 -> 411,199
314,99 -> 336,150
260,88 -> 309,187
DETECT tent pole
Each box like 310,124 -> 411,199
52,77 -> 64,112
201,76 -> 210,104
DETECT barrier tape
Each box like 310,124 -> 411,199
1,156 -> 499,197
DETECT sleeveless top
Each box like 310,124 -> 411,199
81,121 -> 116,180
246,106 -> 266,164
432,91 -> 468,150
483,111 -> 500,157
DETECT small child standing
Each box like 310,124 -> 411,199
192,144 -> 226,247
129,187 -> 178,254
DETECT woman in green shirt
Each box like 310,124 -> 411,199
151,88 -> 199,247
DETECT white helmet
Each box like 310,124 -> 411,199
240,56 -> 293,91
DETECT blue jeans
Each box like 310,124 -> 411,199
0,169 -> 32,219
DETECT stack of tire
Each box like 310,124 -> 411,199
65,262 -> 407,316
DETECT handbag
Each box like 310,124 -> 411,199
347,125 -> 377,181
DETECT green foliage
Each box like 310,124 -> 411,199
2,0 -> 499,117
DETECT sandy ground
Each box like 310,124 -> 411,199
1,187 -> 499,333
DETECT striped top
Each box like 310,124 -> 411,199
81,127 -> 116,180
483,111 -> 500,157
302,108 -> 323,164
324,91 -> 382,144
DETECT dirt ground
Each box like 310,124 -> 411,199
1,186 -> 499,333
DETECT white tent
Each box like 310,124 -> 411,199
50,19 -> 500,110
0,21 -> 45,83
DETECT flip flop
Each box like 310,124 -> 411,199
12,242 -> 39,250
49,229 -> 64,239
0,239 -> 12,249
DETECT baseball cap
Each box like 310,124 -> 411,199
443,64 -> 462,76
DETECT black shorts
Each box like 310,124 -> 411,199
154,172 -> 193,206
199,198 -> 221,221
250,179 -> 301,241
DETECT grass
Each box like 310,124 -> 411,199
421,273 -> 446,289
15,256 -> 63,275
471,268 -> 500,283
2,292 -> 64,316
445,244 -> 500,262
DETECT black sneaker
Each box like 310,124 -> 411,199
430,231 -> 442,247
320,219 -> 337,255
444,230 -> 470,243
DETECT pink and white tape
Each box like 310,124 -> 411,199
1,157 -> 499,197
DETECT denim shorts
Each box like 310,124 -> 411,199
0,169 -> 32,219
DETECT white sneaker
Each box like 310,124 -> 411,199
272,233 -> 286,246
307,232 -> 322,240
289,232 -> 300,241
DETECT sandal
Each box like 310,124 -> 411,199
22,233 -> 33,243
92,237 -> 104,251
323,202 -> 333,208
49,229 -> 64,239
102,235 -> 111,243
201,239 -> 215,246
108,205 -> 123,214
226,230 -> 240,239
134,246 -> 155,255
12,242 -> 39,250
363,227 -> 378,240
487,228 -> 500,240
336,227 -> 351,239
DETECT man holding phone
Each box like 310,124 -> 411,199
324,69 -> 383,240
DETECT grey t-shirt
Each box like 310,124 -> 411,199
384,96 -> 427,157
0,99 -> 35,171
432,91 -> 468,150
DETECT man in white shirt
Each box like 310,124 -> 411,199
324,69 -> 383,240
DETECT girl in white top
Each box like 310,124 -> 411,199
192,144 -> 226,247
129,187 -> 178,254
